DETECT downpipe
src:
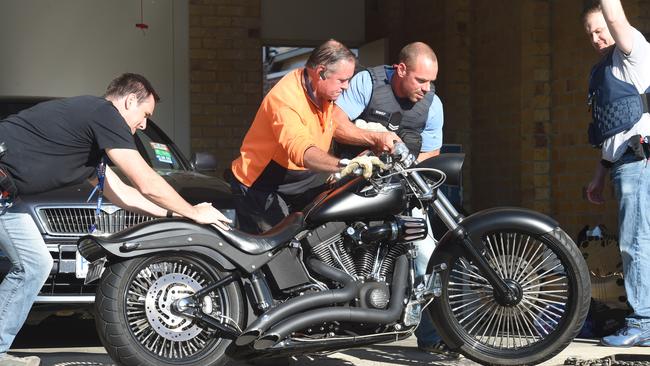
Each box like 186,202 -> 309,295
253,255 -> 409,350
236,258 -> 361,346
228,329 -> 412,361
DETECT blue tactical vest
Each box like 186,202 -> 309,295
588,49 -> 650,147
359,66 -> 434,155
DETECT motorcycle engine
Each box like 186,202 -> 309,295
303,216 -> 426,282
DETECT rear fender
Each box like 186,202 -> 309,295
78,219 -> 276,273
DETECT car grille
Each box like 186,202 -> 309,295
39,207 -> 155,236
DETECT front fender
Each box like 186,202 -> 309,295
78,218 -> 272,273
429,207 -> 559,263
426,207 -> 559,349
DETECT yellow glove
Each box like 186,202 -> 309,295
339,156 -> 386,179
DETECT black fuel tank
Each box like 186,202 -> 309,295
306,177 -> 405,225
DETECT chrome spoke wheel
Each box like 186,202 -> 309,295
125,257 -> 228,360
448,231 -> 569,350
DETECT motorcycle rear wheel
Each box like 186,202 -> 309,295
94,253 -> 243,366
429,227 -> 590,365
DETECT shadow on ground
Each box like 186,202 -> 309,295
12,318 -> 467,366
228,345 -> 466,366
13,317 -> 101,348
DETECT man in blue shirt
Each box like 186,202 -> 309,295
335,42 -> 443,160
335,42 -> 455,357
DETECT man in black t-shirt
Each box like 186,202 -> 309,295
0,73 -> 231,365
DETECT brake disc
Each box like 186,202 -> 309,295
144,273 -> 203,341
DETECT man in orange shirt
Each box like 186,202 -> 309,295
230,40 -> 397,233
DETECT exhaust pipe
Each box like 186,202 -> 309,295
236,258 -> 360,346
253,255 -> 409,350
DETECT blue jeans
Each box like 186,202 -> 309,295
0,208 -> 53,355
611,154 -> 650,327
411,207 -> 442,346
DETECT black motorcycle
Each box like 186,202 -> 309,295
79,143 -> 590,366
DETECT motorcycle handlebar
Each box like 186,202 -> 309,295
331,143 -> 434,199
392,141 -> 409,163
392,142 -> 416,167
391,141 -> 433,198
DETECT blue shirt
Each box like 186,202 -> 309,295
336,69 -> 444,152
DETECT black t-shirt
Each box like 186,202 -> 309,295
0,95 -> 136,195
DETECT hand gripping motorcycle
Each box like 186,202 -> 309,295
79,143 -> 590,366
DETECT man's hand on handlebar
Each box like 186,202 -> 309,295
373,131 -> 401,153
339,155 -> 387,179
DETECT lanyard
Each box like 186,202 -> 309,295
87,155 -> 106,233
0,195 -> 12,215
0,171 -> 13,215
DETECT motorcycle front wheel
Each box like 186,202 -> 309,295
94,253 -> 243,366
429,227 -> 590,366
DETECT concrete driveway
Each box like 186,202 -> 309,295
8,318 -> 650,366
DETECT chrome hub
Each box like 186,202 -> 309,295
144,273 -> 202,341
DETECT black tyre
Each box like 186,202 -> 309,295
95,253 -> 243,366
429,227 -> 590,365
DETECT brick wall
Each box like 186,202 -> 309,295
189,0 -> 650,241
365,0 -> 473,208
550,0 -> 650,237
639,0 -> 650,35
471,1 -> 524,210
469,0 -> 554,214
365,0 -> 406,63
189,0 -> 262,174
364,0 -> 650,240
440,1 -> 473,208
549,0 -> 608,237
521,0 -> 552,214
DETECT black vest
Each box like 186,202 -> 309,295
587,49 -> 650,147
360,66 -> 434,155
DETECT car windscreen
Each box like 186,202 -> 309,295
134,126 -> 185,172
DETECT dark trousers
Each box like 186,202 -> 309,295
229,178 -> 328,234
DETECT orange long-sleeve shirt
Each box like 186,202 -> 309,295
231,68 -> 335,191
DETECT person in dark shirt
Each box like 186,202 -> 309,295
0,73 -> 231,365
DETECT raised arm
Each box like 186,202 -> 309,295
601,0 -> 635,54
